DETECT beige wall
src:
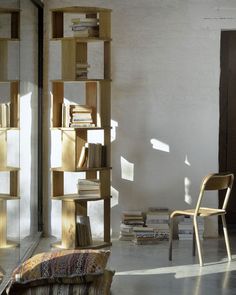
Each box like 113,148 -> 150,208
45,0 -> 236,238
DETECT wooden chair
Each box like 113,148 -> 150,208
169,173 -> 234,266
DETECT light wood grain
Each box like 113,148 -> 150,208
62,39 -> 76,80
61,200 -> 76,249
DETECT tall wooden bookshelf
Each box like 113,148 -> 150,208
50,7 -> 112,249
0,8 -> 20,248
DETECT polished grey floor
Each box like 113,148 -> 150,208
34,236 -> 236,295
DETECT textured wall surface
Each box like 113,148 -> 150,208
45,0 -> 236,238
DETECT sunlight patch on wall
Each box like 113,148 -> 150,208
184,177 -> 192,204
121,156 -> 134,181
185,155 -> 191,166
150,138 -> 170,153
111,186 -> 119,207
111,120 -> 118,142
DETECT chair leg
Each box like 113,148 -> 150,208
169,216 -> 174,261
193,217 -> 203,266
192,225 -> 196,256
221,215 -> 232,262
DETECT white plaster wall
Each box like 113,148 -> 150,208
46,0 -> 236,239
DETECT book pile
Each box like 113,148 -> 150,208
0,103 -> 10,128
76,215 -> 93,247
132,227 -> 160,245
76,63 -> 90,79
62,104 -> 95,128
70,105 -> 94,128
119,211 -> 144,241
119,223 -> 135,241
77,143 -> 106,169
178,216 -> 204,240
145,207 -> 170,241
71,18 -> 99,37
77,179 -> 100,198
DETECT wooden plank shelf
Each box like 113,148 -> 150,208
51,194 -> 111,201
51,167 -> 111,172
51,37 -> 112,42
51,7 -> 112,13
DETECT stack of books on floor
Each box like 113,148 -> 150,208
132,227 -> 160,245
119,211 -> 144,241
178,215 -> 204,240
71,17 -> 99,37
76,215 -> 93,247
145,207 -> 170,241
77,179 -> 100,198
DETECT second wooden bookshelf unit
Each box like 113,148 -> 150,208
50,6 -> 112,249
0,8 -> 20,248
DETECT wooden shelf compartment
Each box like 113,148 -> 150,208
0,169 -> 19,199
51,81 -> 97,128
60,39 -> 111,81
0,9 -> 20,40
51,7 -> 111,39
51,198 -> 111,249
54,129 -> 110,171
51,169 -> 111,199
51,80 -> 110,128
0,80 -> 19,128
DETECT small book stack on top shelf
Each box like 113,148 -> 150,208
145,207 -> 170,241
77,143 -> 106,169
178,216 -> 204,240
77,179 -> 100,198
0,103 -> 11,128
62,104 -> 95,128
119,211 -> 144,241
71,17 -> 99,37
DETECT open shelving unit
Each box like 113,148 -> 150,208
0,8 -> 20,248
50,6 -> 112,249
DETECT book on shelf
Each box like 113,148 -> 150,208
62,104 -> 95,128
77,179 -> 100,197
86,143 -> 106,168
0,102 -> 11,128
76,215 -> 92,247
71,18 -> 99,37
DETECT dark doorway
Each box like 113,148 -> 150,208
219,31 -> 236,231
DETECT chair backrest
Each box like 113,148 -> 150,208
195,173 -> 234,214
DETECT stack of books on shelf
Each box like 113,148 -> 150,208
132,227 -> 160,245
71,17 -> 99,37
178,216 -> 204,240
70,105 -> 94,128
0,102 -> 10,128
119,210 -> 144,241
77,179 -> 100,198
77,143 -> 106,169
62,104 -> 95,128
145,207 -> 170,241
76,215 -> 93,247
76,63 -> 90,79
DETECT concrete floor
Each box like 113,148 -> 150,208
33,236 -> 236,295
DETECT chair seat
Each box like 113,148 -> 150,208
171,207 -> 226,218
